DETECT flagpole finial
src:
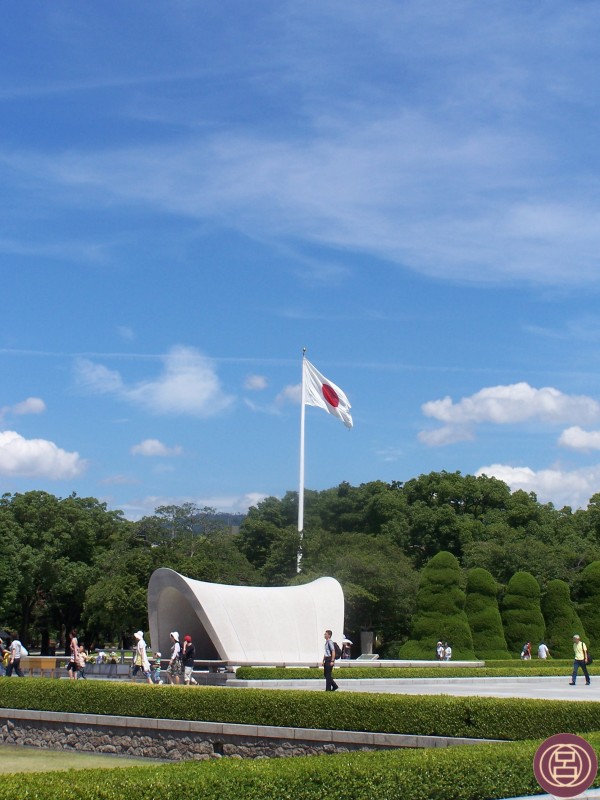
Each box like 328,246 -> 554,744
302,347 -> 306,357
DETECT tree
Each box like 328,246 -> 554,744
0,491 -> 129,648
501,571 -> 545,657
542,579 -> 586,658
399,551 -> 476,660
297,531 -> 418,653
464,568 -> 509,659
575,560 -> 600,648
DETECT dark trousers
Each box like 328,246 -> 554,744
6,659 -> 24,677
572,659 -> 591,684
323,661 -> 338,691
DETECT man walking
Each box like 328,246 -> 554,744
570,634 -> 591,685
323,630 -> 338,692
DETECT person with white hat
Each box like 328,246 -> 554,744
131,630 -> 153,685
167,631 -> 183,685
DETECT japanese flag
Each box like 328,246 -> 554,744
303,359 -> 353,429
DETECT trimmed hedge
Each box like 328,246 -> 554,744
465,567 -> 510,659
236,660 -> 573,680
542,579 -> 586,658
1,734 -> 600,800
2,678 -> 600,742
501,571 -> 545,656
400,551 -> 476,660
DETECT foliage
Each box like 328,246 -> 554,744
542,579 -> 586,658
5,469 -> 600,655
297,532 -> 418,652
4,679 -> 600,742
236,661 -> 574,679
501,571 -> 545,657
0,491 -> 129,650
464,568 -> 510,659
399,551 -> 475,660
0,737 -> 583,800
576,560 -> 600,649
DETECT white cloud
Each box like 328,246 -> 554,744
0,430 -> 86,479
5,5 -> 600,287
75,360 -> 124,394
244,374 -> 268,391
558,426 -> 600,452
75,345 -> 234,417
130,439 -> 183,457
0,397 -> 46,421
420,382 -> 600,446
276,383 -> 301,405
12,397 -> 46,415
476,462 -> 600,510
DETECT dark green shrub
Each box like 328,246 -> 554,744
542,579 -> 586,658
465,568 -> 510,659
236,661 -> 573,680
1,734 -> 600,800
577,560 -> 600,649
399,551 -> 476,659
3,679 -> 600,742
501,571 -> 545,657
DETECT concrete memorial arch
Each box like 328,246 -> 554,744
147,568 -> 344,665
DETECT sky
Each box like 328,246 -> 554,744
3,1 -> 600,520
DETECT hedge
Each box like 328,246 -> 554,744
2,734 -> 600,800
236,660 -> 573,680
2,678 -> 600,742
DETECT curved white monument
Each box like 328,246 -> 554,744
147,568 -> 344,665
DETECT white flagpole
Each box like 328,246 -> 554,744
297,348 -> 307,572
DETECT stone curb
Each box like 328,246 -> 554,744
0,707 -> 501,750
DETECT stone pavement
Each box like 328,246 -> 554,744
230,674 -> 600,702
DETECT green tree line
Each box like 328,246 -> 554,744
2,470 -> 600,656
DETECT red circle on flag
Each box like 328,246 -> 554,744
322,384 -> 339,408
533,733 -> 598,798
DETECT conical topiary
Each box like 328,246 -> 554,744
542,579 -> 586,658
399,550 -> 476,660
501,571 -> 545,658
465,567 -> 510,659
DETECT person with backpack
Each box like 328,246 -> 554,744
570,634 -> 591,686
323,630 -> 339,692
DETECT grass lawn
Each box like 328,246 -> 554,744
0,744 -> 162,774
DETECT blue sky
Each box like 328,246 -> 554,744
3,2 -> 600,519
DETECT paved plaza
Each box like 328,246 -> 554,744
231,674 -> 600,702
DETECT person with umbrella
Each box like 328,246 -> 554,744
341,637 -> 352,659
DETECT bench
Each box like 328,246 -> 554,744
21,656 -> 62,678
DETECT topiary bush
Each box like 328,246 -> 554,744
399,551 -> 476,660
542,579 -> 586,658
465,567 -> 510,659
501,571 -> 545,657
576,560 -> 600,649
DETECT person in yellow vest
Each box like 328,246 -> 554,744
570,634 -> 591,685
